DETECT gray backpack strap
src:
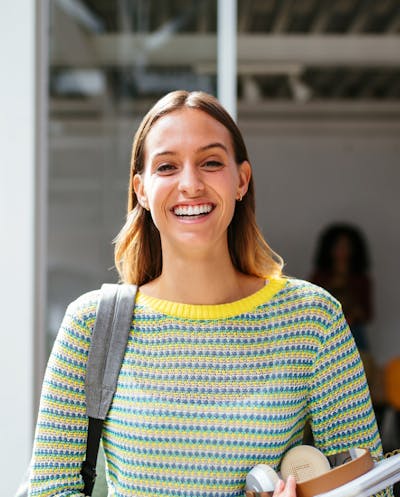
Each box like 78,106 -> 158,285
85,283 -> 138,419
81,283 -> 137,495
17,283 -> 138,497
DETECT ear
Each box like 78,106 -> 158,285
133,173 -> 148,209
237,160 -> 252,197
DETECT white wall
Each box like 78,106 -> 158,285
243,118 -> 400,365
47,116 -> 400,368
0,2 -> 35,495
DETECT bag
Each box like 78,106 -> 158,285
15,283 -> 138,497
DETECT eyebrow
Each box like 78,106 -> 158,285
152,142 -> 228,159
198,142 -> 228,153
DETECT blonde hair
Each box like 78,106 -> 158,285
114,90 -> 283,285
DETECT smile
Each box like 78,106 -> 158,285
172,203 -> 214,217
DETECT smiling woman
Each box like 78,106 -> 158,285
114,91 -> 283,295
27,91 -> 391,497
131,105 -> 257,303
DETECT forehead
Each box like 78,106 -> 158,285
144,108 -> 234,156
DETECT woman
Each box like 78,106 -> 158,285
29,91 -> 387,497
309,224 -> 387,432
310,224 -> 372,353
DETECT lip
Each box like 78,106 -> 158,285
170,201 -> 215,211
170,201 -> 216,221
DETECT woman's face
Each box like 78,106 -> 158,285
134,108 -> 251,255
332,234 -> 352,264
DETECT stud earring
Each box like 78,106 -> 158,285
237,192 -> 243,201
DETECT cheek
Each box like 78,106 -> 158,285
222,172 -> 240,202
145,178 -> 172,213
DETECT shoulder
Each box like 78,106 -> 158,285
275,278 -> 349,347
351,273 -> 372,288
277,277 -> 342,317
64,288 -> 102,333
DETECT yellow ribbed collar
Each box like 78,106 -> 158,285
136,277 -> 287,319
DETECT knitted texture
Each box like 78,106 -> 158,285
30,278 -> 389,497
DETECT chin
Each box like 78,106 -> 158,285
172,235 -> 223,254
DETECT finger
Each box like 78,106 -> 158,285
283,475 -> 297,497
272,479 -> 285,496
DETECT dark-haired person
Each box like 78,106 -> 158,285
28,92 -> 391,497
310,224 -> 372,353
309,223 -> 388,431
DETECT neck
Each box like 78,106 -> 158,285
333,260 -> 349,275
141,243 -> 264,304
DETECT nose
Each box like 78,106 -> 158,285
178,163 -> 205,196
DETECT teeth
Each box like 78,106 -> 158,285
174,204 -> 213,216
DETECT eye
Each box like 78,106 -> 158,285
156,163 -> 177,174
202,160 -> 224,170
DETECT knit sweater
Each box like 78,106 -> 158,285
29,278 -> 387,497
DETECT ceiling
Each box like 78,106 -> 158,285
50,0 -> 400,109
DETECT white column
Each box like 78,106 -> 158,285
217,0 -> 237,121
0,1 -> 45,494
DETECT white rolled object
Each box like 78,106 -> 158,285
246,464 -> 280,492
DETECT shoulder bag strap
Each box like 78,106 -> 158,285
81,283 -> 138,496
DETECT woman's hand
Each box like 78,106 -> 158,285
273,475 -> 297,497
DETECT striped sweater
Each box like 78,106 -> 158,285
30,277 -> 387,497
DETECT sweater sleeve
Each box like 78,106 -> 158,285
29,291 -> 100,497
308,303 -> 393,497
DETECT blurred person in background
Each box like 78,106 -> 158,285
310,223 -> 386,425
310,223 -> 372,354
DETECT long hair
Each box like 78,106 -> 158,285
313,223 -> 370,274
114,90 -> 283,285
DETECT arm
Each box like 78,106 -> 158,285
357,274 -> 373,323
307,304 -> 392,497
29,291 -> 99,497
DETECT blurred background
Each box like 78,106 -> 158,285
2,0 -> 400,495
